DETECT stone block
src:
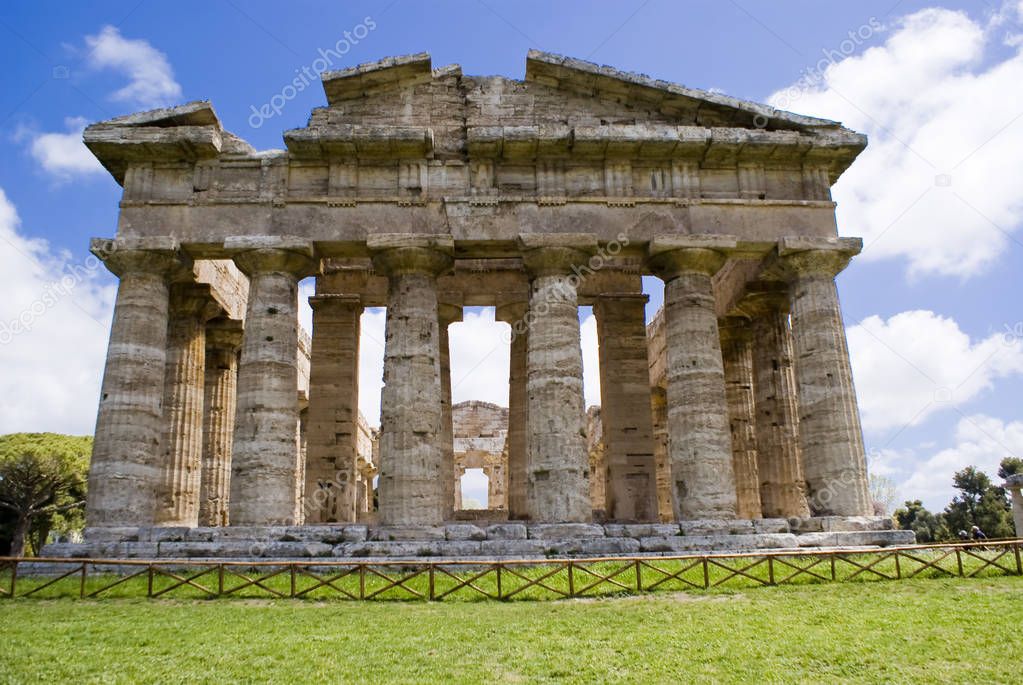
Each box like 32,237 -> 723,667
212,526 -> 284,541
38,543 -> 89,558
184,527 -> 216,542
753,518 -> 791,534
795,533 -> 838,547
445,524 -> 487,541
369,526 -> 447,541
261,541 -> 334,558
479,539 -> 551,556
341,525 -> 368,542
829,530 -> 916,547
114,542 -> 160,558
819,516 -> 894,532
789,517 -> 824,533
147,527 -> 190,543
680,519 -> 756,536
83,526 -> 141,542
603,523 -> 681,538
485,523 -> 528,540
528,523 -> 605,539
575,538 -> 642,555
158,541 -> 258,558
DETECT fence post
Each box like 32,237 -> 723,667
567,561 -> 575,597
218,564 -> 224,596
428,564 -> 435,601
635,559 -> 642,592
894,551 -> 901,580
955,548 -> 964,577
830,554 -> 836,581
290,565 -> 296,598
496,563 -> 502,600
147,564 -> 154,598
10,560 -> 18,598
359,564 -> 366,600
79,563 -> 87,599
1014,543 -> 1022,576
702,557 -> 710,589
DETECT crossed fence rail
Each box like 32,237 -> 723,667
1,539 -> 1020,602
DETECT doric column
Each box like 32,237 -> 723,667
776,238 -> 871,516
305,293 -> 363,524
741,285 -> 811,519
227,237 -> 316,526
495,301 -> 529,519
370,235 -> 454,526
438,301 -> 462,520
647,236 -> 738,520
718,316 -> 763,520
198,321 -> 241,527
650,386 -> 673,522
86,238 -> 190,528
519,233 -> 595,523
154,285 -> 215,527
593,293 -> 659,522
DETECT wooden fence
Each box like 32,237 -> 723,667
1,539 -> 1020,602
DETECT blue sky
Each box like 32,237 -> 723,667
1,0 -> 1021,511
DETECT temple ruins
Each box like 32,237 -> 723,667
48,52 -> 914,560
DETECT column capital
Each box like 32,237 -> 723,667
495,300 -> 529,324
773,237 -> 862,281
225,237 -> 317,277
91,236 -> 191,278
205,319 -> 244,352
438,302 -> 463,325
738,282 -> 790,317
308,293 -> 362,312
368,234 -> 454,277
517,233 -> 597,278
646,235 -> 737,281
169,283 -> 220,320
718,315 -> 754,346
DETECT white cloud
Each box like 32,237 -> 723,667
768,6 -> 1023,278
358,307 -> 386,427
24,117 -> 104,180
0,187 -> 115,435
898,414 -> 1023,509
848,310 -> 1023,433
580,312 -> 601,409
85,25 -> 182,109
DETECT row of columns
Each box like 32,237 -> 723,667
86,234 -> 871,530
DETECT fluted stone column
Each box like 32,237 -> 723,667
649,387 -> 673,522
593,293 -> 659,522
85,238 -> 189,528
519,234 -> 595,523
371,235 -> 454,526
741,285 -> 810,519
778,239 -> 871,516
718,317 -> 762,520
199,322 -> 241,527
496,301 -> 529,519
438,302 -> 462,520
227,238 -> 316,526
647,236 -> 738,520
305,294 -> 363,524
154,285 -> 214,527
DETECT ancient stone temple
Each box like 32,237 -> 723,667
56,51 -> 914,560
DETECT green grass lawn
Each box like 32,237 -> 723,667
1,576 -> 1020,684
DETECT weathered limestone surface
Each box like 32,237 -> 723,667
373,235 -> 453,526
647,237 -> 738,520
496,302 -> 529,518
86,238 -> 190,527
741,285 -> 811,518
199,321 -> 241,526
305,293 -> 363,523
594,293 -> 659,522
229,239 -> 316,525
520,234 -> 594,523
438,303 -> 463,517
718,317 -> 763,519
154,285 -> 215,527
585,406 -> 606,517
777,239 -> 871,517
